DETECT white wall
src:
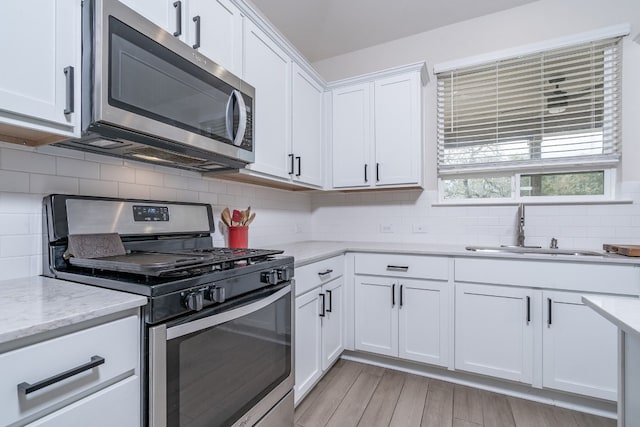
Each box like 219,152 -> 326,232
0,141 -> 312,281
309,0 -> 640,250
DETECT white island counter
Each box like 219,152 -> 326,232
583,295 -> 640,427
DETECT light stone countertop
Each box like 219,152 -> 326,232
0,276 -> 147,346
583,295 -> 640,338
272,240 -> 640,267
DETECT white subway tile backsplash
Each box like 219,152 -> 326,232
85,153 -> 124,165
0,235 -> 40,257
1,148 -> 56,174
30,174 -> 79,194
118,182 -> 150,199
148,186 -> 178,201
135,169 -> 164,185
57,157 -> 100,179
79,179 -> 119,197
100,164 -> 136,183
0,256 -> 32,280
0,214 -> 30,235
0,170 -> 29,193
163,174 -> 190,190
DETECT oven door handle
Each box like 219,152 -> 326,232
166,284 -> 291,340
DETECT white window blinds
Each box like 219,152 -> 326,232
436,37 -> 622,175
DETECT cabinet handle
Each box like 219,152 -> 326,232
376,162 -> 380,182
526,296 -> 531,324
288,154 -> 294,175
319,293 -> 326,317
63,66 -> 74,114
192,16 -> 201,49
326,289 -> 333,312
400,284 -> 404,307
296,156 -> 302,177
18,355 -> 105,395
318,269 -> 333,276
364,164 -> 368,183
547,298 -> 552,327
386,265 -> 409,272
173,1 -> 182,36
392,284 -> 396,307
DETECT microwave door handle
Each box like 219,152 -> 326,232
232,90 -> 247,146
225,92 -> 235,141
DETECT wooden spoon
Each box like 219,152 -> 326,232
221,208 -> 232,227
245,212 -> 256,226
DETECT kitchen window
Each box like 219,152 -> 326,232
435,26 -> 626,202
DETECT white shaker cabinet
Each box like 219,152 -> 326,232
244,20 -> 292,179
354,276 -> 397,356
330,63 -> 425,190
291,64 -> 324,187
332,84 -> 371,188
0,0 -> 81,141
455,283 -> 534,384
542,290 -> 617,400
120,0 -> 243,76
294,256 -> 345,404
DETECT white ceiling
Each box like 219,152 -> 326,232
249,0 -> 540,63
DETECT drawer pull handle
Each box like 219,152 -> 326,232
18,355 -> 105,395
387,265 -> 409,272
318,269 -> 333,276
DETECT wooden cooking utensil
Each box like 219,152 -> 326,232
221,208 -> 232,226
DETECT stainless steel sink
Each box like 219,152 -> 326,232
465,246 -> 606,257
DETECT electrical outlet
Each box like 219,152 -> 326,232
294,224 -> 302,234
412,224 -> 428,233
379,223 -> 394,233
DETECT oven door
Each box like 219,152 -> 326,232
149,283 -> 293,427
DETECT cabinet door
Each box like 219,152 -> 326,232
294,290 -> 322,403
244,20 -> 291,179
332,84 -> 371,188
455,283 -> 534,384
26,376 -> 139,427
0,0 -> 80,135
374,72 -> 421,186
321,278 -> 344,370
185,0 -> 243,76
354,276 -> 397,357
542,291 -> 617,400
292,64 -> 323,187
398,279 -> 449,367
118,0 -> 174,33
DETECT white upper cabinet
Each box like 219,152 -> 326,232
330,63 -> 425,190
0,0 -> 81,140
374,72 -> 421,186
120,0 -> 243,75
243,20 -> 292,179
291,64 -> 324,187
118,0 -> 174,31
332,84 -> 371,188
184,0 -> 243,76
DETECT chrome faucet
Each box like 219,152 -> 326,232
517,203 -> 526,247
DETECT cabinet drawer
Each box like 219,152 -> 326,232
355,253 -> 448,281
0,315 -> 139,426
455,258 -> 640,295
295,256 -> 344,296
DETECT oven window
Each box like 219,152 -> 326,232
165,292 -> 291,426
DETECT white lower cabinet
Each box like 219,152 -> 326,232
0,314 -> 140,426
294,276 -> 344,403
455,283 -> 534,384
542,290 -> 617,400
355,275 -> 449,366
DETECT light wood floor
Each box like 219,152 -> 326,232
294,359 -> 616,427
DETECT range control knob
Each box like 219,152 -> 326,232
277,267 -> 292,281
208,286 -> 226,303
261,270 -> 279,285
184,290 -> 204,311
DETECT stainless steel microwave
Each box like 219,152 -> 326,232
57,0 -> 255,172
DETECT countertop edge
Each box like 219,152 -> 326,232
582,295 -> 640,338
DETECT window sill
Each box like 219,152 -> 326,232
432,199 -> 633,207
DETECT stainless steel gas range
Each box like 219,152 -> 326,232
42,194 -> 294,427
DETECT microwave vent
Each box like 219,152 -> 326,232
126,147 -> 208,165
